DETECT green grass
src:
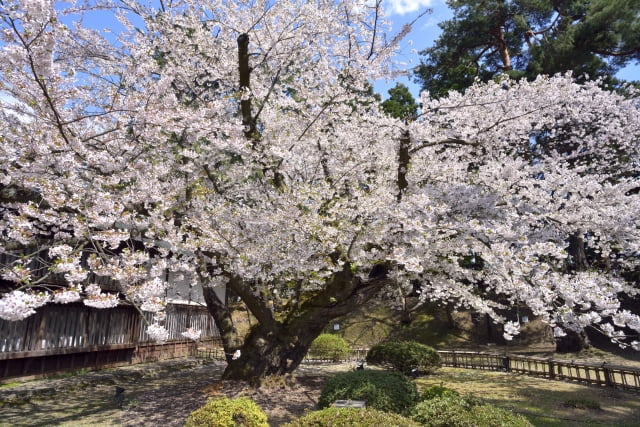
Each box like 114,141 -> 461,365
414,368 -> 640,427
0,381 -> 22,388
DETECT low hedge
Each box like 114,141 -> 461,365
317,370 -> 419,414
308,334 -> 351,362
410,394 -> 533,427
366,340 -> 441,375
184,397 -> 269,427
282,407 -> 420,427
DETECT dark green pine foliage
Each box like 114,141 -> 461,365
380,83 -> 419,121
414,0 -> 640,98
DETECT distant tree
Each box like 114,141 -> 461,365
381,83 -> 418,121
414,0 -> 640,98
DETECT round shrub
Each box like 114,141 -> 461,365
308,334 -> 351,362
410,395 -> 532,427
184,397 -> 269,427
366,341 -> 441,375
282,407 -> 420,427
410,395 -> 472,427
317,370 -> 419,414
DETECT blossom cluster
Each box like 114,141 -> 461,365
146,323 -> 170,344
181,327 -> 202,341
0,290 -> 50,321
83,284 -> 119,309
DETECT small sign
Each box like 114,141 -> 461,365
333,400 -> 366,409
521,316 -> 529,323
333,323 -> 340,330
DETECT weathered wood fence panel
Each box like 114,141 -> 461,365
439,350 -> 640,392
0,302 -> 219,380
0,303 -> 218,357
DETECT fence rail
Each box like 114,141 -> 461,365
195,347 -> 369,363
439,350 -> 640,392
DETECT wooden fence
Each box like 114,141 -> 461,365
439,350 -> 640,392
195,348 -> 640,392
0,302 -> 219,380
195,347 -> 370,363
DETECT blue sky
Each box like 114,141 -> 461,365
374,0 -> 450,99
376,0 -> 640,100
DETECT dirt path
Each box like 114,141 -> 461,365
0,359 -> 354,426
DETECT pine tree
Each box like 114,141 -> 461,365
415,0 -> 640,98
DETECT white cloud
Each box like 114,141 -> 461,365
385,0 -> 434,15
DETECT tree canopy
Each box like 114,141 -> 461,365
381,83 -> 419,120
1,0 -> 639,380
415,0 -> 640,98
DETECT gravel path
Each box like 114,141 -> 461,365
0,358 -> 354,426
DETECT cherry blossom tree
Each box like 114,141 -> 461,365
1,0 -> 639,380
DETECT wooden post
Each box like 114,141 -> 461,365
501,356 -> 510,372
602,363 -> 614,387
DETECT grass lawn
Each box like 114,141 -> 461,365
415,367 -> 640,427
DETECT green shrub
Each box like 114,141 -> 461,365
184,397 -> 269,427
317,370 -> 419,414
282,407 -> 420,427
366,341 -> 441,375
468,404 -> 533,426
308,334 -> 351,362
410,395 -> 472,427
410,395 -> 532,427
420,384 -> 460,401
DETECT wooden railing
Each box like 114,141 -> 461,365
195,347 -> 369,363
438,350 -> 640,392
196,348 -> 640,392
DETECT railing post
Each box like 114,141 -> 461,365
501,355 -> 510,372
602,363 -> 614,388
548,358 -> 555,380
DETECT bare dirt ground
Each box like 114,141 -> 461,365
0,358 -> 353,427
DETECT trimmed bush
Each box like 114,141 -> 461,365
366,341 -> 441,375
468,404 -> 533,426
184,397 -> 269,427
308,334 -> 351,362
410,395 -> 472,427
410,395 -> 532,427
420,384 -> 460,401
282,407 -> 420,427
317,370 -> 419,414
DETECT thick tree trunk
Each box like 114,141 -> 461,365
205,261 -> 390,382
221,320 -> 326,383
